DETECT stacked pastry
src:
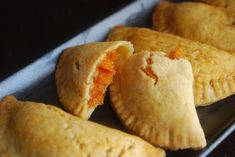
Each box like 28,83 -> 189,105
105,0 -> 235,153
56,41 -> 207,150
1,1 -> 235,156
107,27 -> 235,106
0,42 -> 165,157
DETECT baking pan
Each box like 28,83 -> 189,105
0,0 -> 234,156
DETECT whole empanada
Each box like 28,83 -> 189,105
0,96 -> 165,157
107,26 -> 235,106
56,41 -> 133,119
110,51 -> 206,150
152,2 -> 235,53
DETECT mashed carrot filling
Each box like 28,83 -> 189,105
88,51 -> 117,107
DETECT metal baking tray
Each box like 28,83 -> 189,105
0,0 -> 234,156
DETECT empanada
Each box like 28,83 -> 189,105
152,2 -> 235,53
193,0 -> 235,20
56,41 -> 133,119
107,26 -> 235,106
110,51 -> 206,150
0,96 -> 165,157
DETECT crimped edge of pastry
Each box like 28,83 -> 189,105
195,74 -> 235,106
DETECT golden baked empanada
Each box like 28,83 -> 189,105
193,0 -> 235,20
0,96 -> 165,157
107,26 -> 235,106
110,51 -> 206,150
56,41 -> 133,119
152,2 -> 235,53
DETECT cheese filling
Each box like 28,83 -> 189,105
88,51 -> 117,107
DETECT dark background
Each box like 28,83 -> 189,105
0,0 -> 234,156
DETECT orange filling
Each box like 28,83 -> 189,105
88,51 -> 117,107
168,48 -> 184,60
142,55 -> 159,84
143,66 -> 159,82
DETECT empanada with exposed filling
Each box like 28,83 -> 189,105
152,2 -> 235,53
110,51 -> 206,150
107,26 -> 235,106
56,41 -> 133,119
0,96 -> 165,157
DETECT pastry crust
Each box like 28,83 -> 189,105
56,41 -> 133,119
107,26 -> 235,106
0,96 -> 165,157
152,2 -> 235,53
194,0 -> 232,6
193,0 -> 235,20
110,52 -> 206,150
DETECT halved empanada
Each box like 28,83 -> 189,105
56,41 -> 133,119
110,51 -> 206,150
0,96 -> 165,157
107,26 -> 235,106
152,2 -> 235,53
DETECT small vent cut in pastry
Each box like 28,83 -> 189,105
0,96 -> 165,157
56,41 -> 133,119
152,2 -> 235,53
107,26 -> 235,106
110,51 -> 206,150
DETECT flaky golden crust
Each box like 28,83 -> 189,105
152,2 -> 235,53
55,41 -> 133,119
194,0 -> 235,14
0,96 -> 165,157
194,0 -> 230,6
110,52 -> 206,150
107,26 -> 235,106
193,0 -> 235,19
